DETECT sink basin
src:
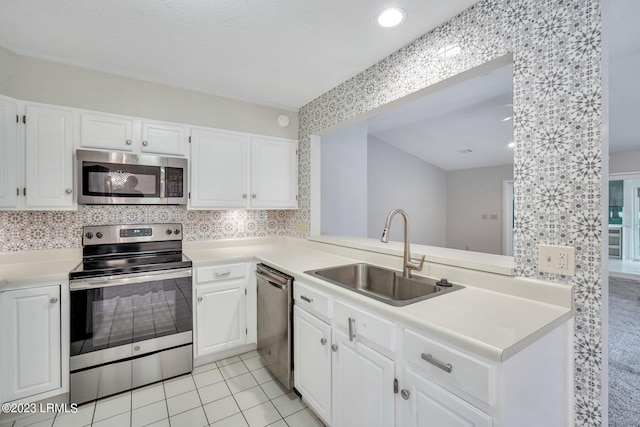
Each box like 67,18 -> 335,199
305,263 -> 462,306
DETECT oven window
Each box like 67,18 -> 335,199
70,277 -> 192,356
82,162 -> 161,197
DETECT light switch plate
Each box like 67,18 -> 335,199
538,244 -> 576,276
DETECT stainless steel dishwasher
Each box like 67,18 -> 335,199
256,263 -> 294,390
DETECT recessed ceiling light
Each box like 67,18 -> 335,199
376,8 -> 406,28
507,142 -> 516,148
502,116 -> 513,122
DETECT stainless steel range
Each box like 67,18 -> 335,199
69,223 -> 192,404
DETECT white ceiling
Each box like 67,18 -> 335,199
0,0 -> 478,110
368,63 -> 513,171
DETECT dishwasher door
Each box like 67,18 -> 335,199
256,264 -> 293,389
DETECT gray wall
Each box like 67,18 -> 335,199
367,136 -> 446,246
320,121 -> 368,237
610,149 -> 640,174
446,164 -> 513,254
0,46 -> 297,139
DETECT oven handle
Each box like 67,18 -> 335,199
70,268 -> 192,291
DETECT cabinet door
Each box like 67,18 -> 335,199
141,121 -> 187,156
1,285 -> 61,403
80,113 -> 134,152
195,280 -> 246,357
250,136 -> 297,208
25,105 -> 75,208
293,306 -> 331,424
0,99 -> 18,208
403,368 -> 492,427
190,128 -> 249,208
331,329 -> 394,427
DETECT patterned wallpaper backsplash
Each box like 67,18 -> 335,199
297,0 -> 603,425
0,207 -> 299,252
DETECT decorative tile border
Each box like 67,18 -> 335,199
297,0 -> 603,424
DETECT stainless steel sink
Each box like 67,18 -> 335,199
305,263 -> 462,306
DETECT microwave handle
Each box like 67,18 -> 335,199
160,166 -> 166,199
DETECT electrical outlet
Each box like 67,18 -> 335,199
237,221 -> 245,233
538,244 -> 576,276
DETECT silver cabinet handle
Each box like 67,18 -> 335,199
242,194 -> 248,199
331,344 -> 338,352
348,317 -> 357,342
421,353 -> 453,373
65,188 -> 72,194
197,296 -> 203,302
300,295 -> 313,303
401,389 -> 410,400
134,345 -> 140,351
142,141 -> 148,146
252,194 -> 257,199
215,271 -> 231,277
50,297 -> 58,304
320,338 -> 327,345
125,139 -> 132,145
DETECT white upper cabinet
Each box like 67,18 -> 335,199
190,129 -> 298,210
0,98 -> 19,208
80,113 -> 134,152
80,112 -> 188,157
190,128 -> 249,208
250,136 -> 298,209
25,105 -> 75,209
141,121 -> 187,156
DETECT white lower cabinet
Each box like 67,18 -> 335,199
293,283 -> 395,427
0,284 -> 62,403
402,367 -> 492,427
331,328 -> 395,427
292,280 -> 571,427
293,305 -> 332,423
194,263 -> 254,361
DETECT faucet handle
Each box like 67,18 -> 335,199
407,255 -> 426,272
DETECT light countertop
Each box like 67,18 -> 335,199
0,236 -> 573,362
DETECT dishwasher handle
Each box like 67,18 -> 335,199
256,264 -> 292,285
257,272 -> 288,290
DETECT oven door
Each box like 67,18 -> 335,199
70,268 -> 192,368
70,268 -> 193,403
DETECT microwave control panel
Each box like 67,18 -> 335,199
166,167 -> 184,198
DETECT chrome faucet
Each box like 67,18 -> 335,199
380,209 -> 425,278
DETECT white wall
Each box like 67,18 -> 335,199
610,149 -> 640,174
0,46 -> 297,138
321,121 -> 368,236
446,164 -> 513,254
367,136 -> 446,246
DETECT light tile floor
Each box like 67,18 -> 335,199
1,351 -> 324,427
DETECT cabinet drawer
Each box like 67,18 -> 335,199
334,300 -> 395,353
294,281 -> 331,321
404,328 -> 493,405
196,263 -> 246,284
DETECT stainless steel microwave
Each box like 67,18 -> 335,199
76,149 -> 188,205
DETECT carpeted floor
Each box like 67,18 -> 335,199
609,276 -> 640,426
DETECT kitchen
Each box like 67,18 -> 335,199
0,1 -> 610,427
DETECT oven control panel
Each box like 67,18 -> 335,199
82,223 -> 183,245
120,228 -> 153,238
